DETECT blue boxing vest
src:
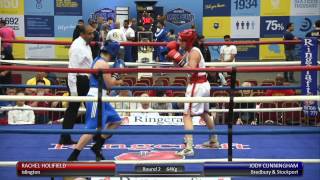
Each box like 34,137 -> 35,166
89,56 -> 107,90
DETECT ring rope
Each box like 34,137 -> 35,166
0,95 -> 318,103
0,84 -> 302,91
1,39 -> 302,46
2,60 -> 318,67
0,65 -> 232,73
0,65 -> 319,73
0,128 -> 319,135
0,107 -> 303,113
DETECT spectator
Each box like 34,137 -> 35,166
172,103 -> 184,116
198,35 -> 211,62
0,88 -> 16,107
0,19 -> 16,60
218,35 -> 237,86
47,72 -> 58,85
26,72 -> 51,85
152,15 -> 162,33
111,89 -> 133,117
105,17 -> 115,31
96,16 -> 104,32
129,18 -> 138,31
283,22 -> 298,82
130,18 -> 138,61
141,11 -> 153,31
28,80 -> 52,124
265,75 -> 295,96
89,19 -> 100,59
0,19 -> 15,93
61,91 -> 70,108
131,93 -> 159,117
121,20 -> 135,62
220,35 -> 237,62
0,88 -> 16,121
100,17 -> 114,41
151,90 -> 173,116
8,91 -> 35,125
106,22 -> 126,42
0,62 -> 12,95
149,80 -> 173,116
167,29 -> 177,41
26,72 -> 51,95
72,19 -> 84,41
148,80 -> 173,97
306,19 -> 320,39
154,21 -> 168,62
106,22 -> 126,59
235,82 -> 256,125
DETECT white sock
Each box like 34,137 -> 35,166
184,136 -> 193,149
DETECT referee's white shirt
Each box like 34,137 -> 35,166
68,36 -> 93,96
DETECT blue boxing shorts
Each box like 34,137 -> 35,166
85,100 -> 122,129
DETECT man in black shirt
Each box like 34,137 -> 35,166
197,35 -> 211,62
306,20 -> 320,39
72,19 -> 84,41
130,18 -> 138,61
89,20 -> 100,59
283,23 -> 298,82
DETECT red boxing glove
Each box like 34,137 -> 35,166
166,41 -> 179,51
167,49 -> 186,67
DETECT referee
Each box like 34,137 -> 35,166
59,25 -> 94,144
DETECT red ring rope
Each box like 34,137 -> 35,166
0,65 -> 232,73
237,66 -> 320,72
1,39 -> 301,46
0,65 -> 318,73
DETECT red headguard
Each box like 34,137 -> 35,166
178,29 -> 197,51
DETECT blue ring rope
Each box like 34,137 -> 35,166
0,84 -> 302,91
0,128 -> 319,135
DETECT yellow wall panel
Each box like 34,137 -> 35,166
0,0 -> 24,15
203,17 -> 231,39
260,0 -> 290,16
259,38 -> 285,60
55,38 -> 71,60
12,36 -> 25,59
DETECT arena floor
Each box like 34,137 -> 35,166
0,124 -> 319,180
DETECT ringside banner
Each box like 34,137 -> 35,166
121,115 -> 204,126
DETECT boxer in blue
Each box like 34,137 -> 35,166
67,41 -> 125,161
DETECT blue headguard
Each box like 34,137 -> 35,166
100,40 -> 120,59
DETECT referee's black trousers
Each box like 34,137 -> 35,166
59,75 -> 89,144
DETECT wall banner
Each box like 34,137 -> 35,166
166,8 -> 195,26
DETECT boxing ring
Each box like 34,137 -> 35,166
0,39 -> 319,179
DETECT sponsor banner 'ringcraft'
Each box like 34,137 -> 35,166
121,115 -> 204,126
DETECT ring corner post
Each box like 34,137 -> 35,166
97,70 -> 103,131
227,67 -> 237,162
300,38 -> 319,120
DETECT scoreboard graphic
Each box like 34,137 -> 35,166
16,161 -> 303,177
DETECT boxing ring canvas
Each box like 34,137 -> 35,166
0,124 -> 319,180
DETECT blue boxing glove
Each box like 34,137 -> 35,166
111,59 -> 126,80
